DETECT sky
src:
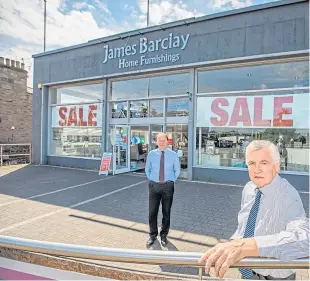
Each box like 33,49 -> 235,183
0,0 -> 279,87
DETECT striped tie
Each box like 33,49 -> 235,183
239,188 -> 262,279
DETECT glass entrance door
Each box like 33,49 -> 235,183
167,124 -> 188,178
113,126 -> 130,174
130,126 -> 149,171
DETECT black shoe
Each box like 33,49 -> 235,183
146,237 -> 156,247
161,237 -> 168,247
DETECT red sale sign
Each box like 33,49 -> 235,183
99,153 -> 112,176
196,93 -> 309,129
52,103 -> 102,127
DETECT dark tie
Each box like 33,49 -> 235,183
159,151 -> 165,182
239,188 -> 262,279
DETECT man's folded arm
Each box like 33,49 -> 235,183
254,216 -> 309,261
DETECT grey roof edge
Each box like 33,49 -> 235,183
32,0 -> 308,59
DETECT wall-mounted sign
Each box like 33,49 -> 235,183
196,93 -> 309,128
52,103 -> 102,128
103,33 -> 190,69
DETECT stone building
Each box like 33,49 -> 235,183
0,57 -> 32,144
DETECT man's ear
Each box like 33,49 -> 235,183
275,161 -> 280,173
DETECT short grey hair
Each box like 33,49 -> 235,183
245,140 -> 280,164
156,132 -> 168,140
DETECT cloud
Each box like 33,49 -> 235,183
0,0 -> 117,87
93,0 -> 112,16
72,2 -> 95,11
136,0 -> 204,26
0,0 -> 116,47
139,0 -> 148,14
213,0 -> 253,10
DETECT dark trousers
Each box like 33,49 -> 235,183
148,180 -> 174,239
248,271 -> 296,280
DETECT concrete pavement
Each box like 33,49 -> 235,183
0,165 -> 309,279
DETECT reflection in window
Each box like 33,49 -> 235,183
111,102 -> 127,118
149,73 -> 189,96
50,83 -> 103,104
111,78 -> 148,100
166,124 -> 188,169
50,128 -> 102,157
195,127 -> 309,172
150,100 -> 163,117
130,101 -> 148,118
198,60 -> 309,93
167,98 -> 189,117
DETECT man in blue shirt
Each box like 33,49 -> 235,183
145,133 -> 180,247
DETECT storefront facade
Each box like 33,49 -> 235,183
32,0 -> 309,186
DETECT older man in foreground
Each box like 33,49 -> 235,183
199,140 -> 309,280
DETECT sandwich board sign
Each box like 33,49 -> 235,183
99,153 -> 112,176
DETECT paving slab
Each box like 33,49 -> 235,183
0,165 -> 308,280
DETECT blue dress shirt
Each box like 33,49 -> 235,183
145,148 -> 180,182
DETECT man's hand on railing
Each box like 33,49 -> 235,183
198,238 -> 259,278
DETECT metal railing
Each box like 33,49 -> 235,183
0,235 -> 309,280
0,143 -> 31,166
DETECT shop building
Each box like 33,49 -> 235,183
32,0 -> 309,186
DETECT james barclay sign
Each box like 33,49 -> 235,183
102,33 -> 190,69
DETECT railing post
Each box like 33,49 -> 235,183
0,145 -> 2,166
29,144 -> 32,164
198,267 -> 203,280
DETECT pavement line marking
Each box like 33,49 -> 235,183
0,177 -> 114,208
129,173 -> 244,187
129,173 -> 309,193
179,179 -> 243,187
38,179 -> 69,184
34,164 -> 98,173
0,180 -> 147,233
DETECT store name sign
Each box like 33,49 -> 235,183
196,94 -> 309,129
102,33 -> 190,69
52,103 -> 102,128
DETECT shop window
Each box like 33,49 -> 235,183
111,78 -> 148,100
149,73 -> 189,97
49,82 -> 103,158
50,127 -> 102,158
149,100 -> 164,117
195,127 -> 309,172
130,100 -> 148,118
198,61 -> 309,93
110,73 -> 189,104
111,102 -> 127,119
50,83 -> 103,104
195,90 -> 310,172
166,98 -> 189,117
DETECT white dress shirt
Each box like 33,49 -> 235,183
231,174 -> 309,278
